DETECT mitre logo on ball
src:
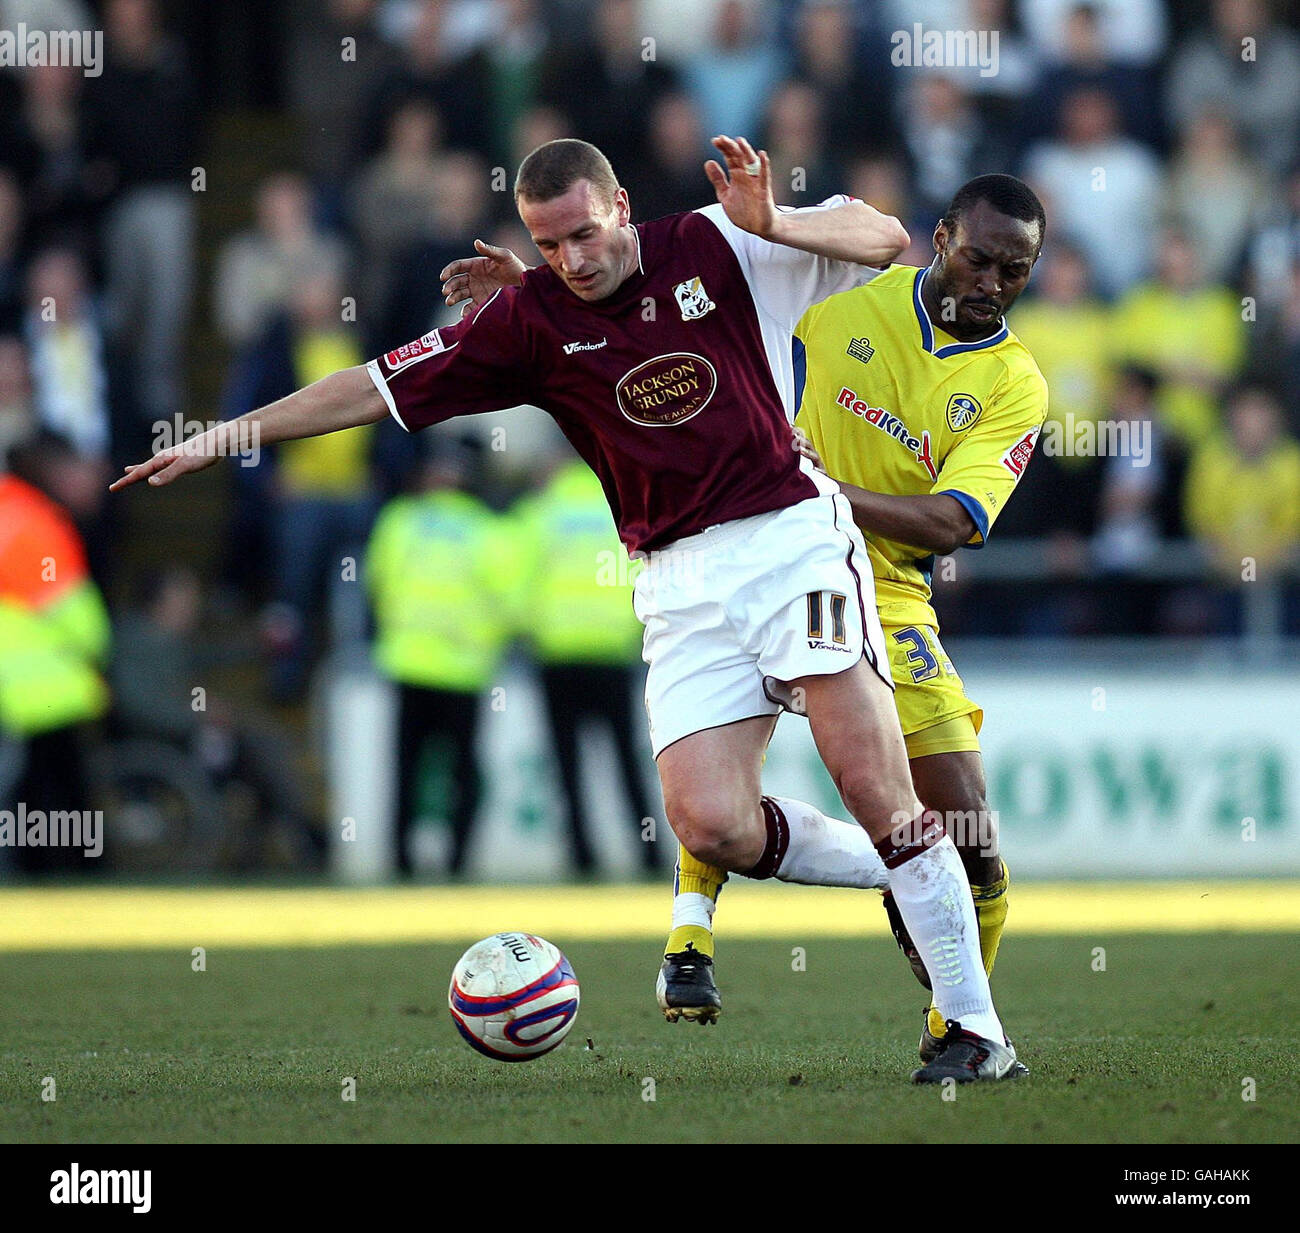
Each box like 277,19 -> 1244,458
616,353 -> 717,427
673,275 -> 716,321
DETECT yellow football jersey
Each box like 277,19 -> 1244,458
794,264 -> 1049,628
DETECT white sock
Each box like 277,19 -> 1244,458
764,796 -> 890,889
883,824 -> 1003,1042
670,891 -> 716,931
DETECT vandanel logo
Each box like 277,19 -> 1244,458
616,353 -> 717,427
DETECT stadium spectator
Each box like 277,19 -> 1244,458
362,0 -> 490,157
1092,365 -> 1167,578
1164,107 -> 1273,288
844,154 -> 913,234
22,247 -> 110,461
897,74 -> 1012,222
453,0 -> 552,167
110,566 -> 324,870
0,63 -> 95,254
1165,0 -> 1300,175
761,80 -> 841,206
1019,0 -> 1168,68
1183,387 -> 1300,630
1023,1 -> 1162,152
214,172 -> 351,350
679,0 -> 786,142
284,0 -> 398,215
235,271 -> 376,702
933,0 -> 1040,146
378,149 -> 493,352
1111,226 -> 1246,450
789,0 -> 901,159
537,0 -> 680,172
514,455 -> 659,875
349,98 -> 448,320
1011,240 -> 1111,437
364,439 -> 515,877
1243,161 -> 1300,322
82,0 -> 200,430
621,93 -> 713,222
1021,86 -> 1161,297
998,241 -> 1109,541
0,465 -> 110,873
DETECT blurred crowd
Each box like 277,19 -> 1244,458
3,0 -> 1300,870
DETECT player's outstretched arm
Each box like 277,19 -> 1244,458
705,134 -> 909,267
109,365 -> 389,491
441,239 -> 528,312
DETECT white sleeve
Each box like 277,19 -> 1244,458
696,197 -> 884,331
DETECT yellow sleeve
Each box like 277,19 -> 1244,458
930,366 -> 1049,546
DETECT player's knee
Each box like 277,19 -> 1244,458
665,792 -> 752,869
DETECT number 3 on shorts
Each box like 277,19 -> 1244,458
806,592 -> 848,644
892,625 -> 943,682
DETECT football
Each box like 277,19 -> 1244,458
448,932 -> 580,1061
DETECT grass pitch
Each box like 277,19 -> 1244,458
0,884 -> 1294,1144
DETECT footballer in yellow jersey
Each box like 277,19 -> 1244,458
667,176 -> 1048,1062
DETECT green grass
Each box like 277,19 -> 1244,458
0,934 -> 1293,1143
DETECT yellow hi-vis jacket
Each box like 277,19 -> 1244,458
0,475 -> 110,737
512,461 -> 642,666
0,584 -> 110,737
364,487 -> 515,692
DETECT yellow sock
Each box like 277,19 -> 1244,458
665,846 -> 728,959
971,860 -> 1010,978
927,861 -> 1010,1040
665,924 -> 715,957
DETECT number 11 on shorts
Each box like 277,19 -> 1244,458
807,591 -> 848,645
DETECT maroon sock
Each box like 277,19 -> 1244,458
874,810 -> 946,870
746,796 -> 790,879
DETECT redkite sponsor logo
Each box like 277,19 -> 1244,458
836,386 -> 937,480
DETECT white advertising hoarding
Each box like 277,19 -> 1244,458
328,663 -> 1300,880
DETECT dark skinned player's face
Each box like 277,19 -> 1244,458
928,199 -> 1041,341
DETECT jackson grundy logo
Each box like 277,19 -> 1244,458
616,353 -> 717,427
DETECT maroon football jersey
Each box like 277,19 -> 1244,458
368,200 -> 876,554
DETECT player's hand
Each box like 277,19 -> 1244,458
108,444 -> 219,491
440,240 -> 527,313
792,426 -> 825,473
705,135 -> 776,241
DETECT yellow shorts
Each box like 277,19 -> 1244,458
883,623 -> 983,760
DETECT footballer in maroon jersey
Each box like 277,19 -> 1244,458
112,136 -> 1024,1082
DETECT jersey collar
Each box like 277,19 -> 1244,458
913,267 -> 1009,359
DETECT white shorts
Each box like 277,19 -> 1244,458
633,492 -> 892,757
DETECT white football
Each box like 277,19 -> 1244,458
448,932 -> 580,1062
